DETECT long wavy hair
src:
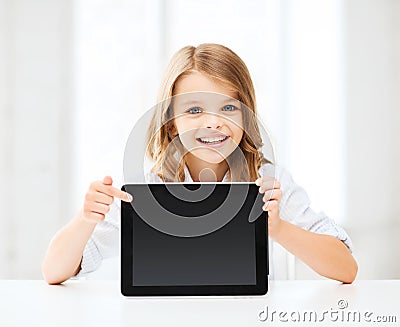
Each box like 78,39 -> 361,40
145,43 -> 271,182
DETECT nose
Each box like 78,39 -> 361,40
203,113 -> 223,129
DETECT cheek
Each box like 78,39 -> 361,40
227,117 -> 244,143
231,113 -> 243,130
233,128 -> 244,144
174,117 -> 192,134
174,117 -> 198,148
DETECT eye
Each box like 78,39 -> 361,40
187,107 -> 202,114
222,104 -> 238,112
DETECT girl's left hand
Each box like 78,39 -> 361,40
255,177 -> 284,239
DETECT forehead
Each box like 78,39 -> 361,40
174,71 -> 237,99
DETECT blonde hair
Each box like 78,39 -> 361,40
146,43 -> 271,182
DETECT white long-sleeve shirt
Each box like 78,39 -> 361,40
75,163 -> 353,279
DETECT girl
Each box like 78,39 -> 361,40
42,43 -> 358,284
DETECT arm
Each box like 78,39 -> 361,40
273,219 -> 358,283
41,176 -> 132,285
41,211 -> 96,285
256,176 -> 358,284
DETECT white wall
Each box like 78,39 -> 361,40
0,0 -> 399,280
0,0 -> 75,278
73,0 -> 165,201
0,0 -> 8,276
344,0 -> 400,279
294,0 -> 400,280
277,0 -> 347,279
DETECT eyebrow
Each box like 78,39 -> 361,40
178,98 -> 240,107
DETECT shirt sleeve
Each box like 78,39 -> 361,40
259,163 -> 354,253
75,200 -> 121,277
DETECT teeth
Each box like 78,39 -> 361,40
198,136 -> 228,143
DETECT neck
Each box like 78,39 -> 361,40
185,153 -> 229,182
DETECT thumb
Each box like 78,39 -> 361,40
103,176 -> 113,185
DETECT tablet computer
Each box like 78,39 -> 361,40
121,183 -> 268,296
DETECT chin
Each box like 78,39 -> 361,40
192,149 -> 230,165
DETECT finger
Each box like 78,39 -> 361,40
96,184 -> 133,202
85,190 -> 114,205
103,176 -> 113,185
259,179 -> 281,193
256,176 -> 275,192
263,189 -> 282,202
109,188 -> 133,202
261,178 -> 280,188
88,202 -> 110,215
83,212 -> 105,223
258,181 -> 276,193
93,191 -> 114,205
262,200 -> 279,211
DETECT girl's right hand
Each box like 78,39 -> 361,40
82,176 -> 133,224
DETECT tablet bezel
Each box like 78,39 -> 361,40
121,183 -> 268,296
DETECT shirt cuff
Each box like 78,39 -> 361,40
307,210 -> 354,253
74,237 -> 103,278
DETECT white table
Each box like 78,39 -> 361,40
0,280 -> 398,327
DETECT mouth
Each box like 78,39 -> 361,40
195,135 -> 230,147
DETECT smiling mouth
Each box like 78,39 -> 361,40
196,135 -> 229,145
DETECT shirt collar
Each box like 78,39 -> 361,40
183,165 -> 230,182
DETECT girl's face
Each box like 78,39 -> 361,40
172,71 -> 244,164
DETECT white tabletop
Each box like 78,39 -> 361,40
0,280 -> 398,327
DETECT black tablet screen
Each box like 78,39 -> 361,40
130,184 -> 261,286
